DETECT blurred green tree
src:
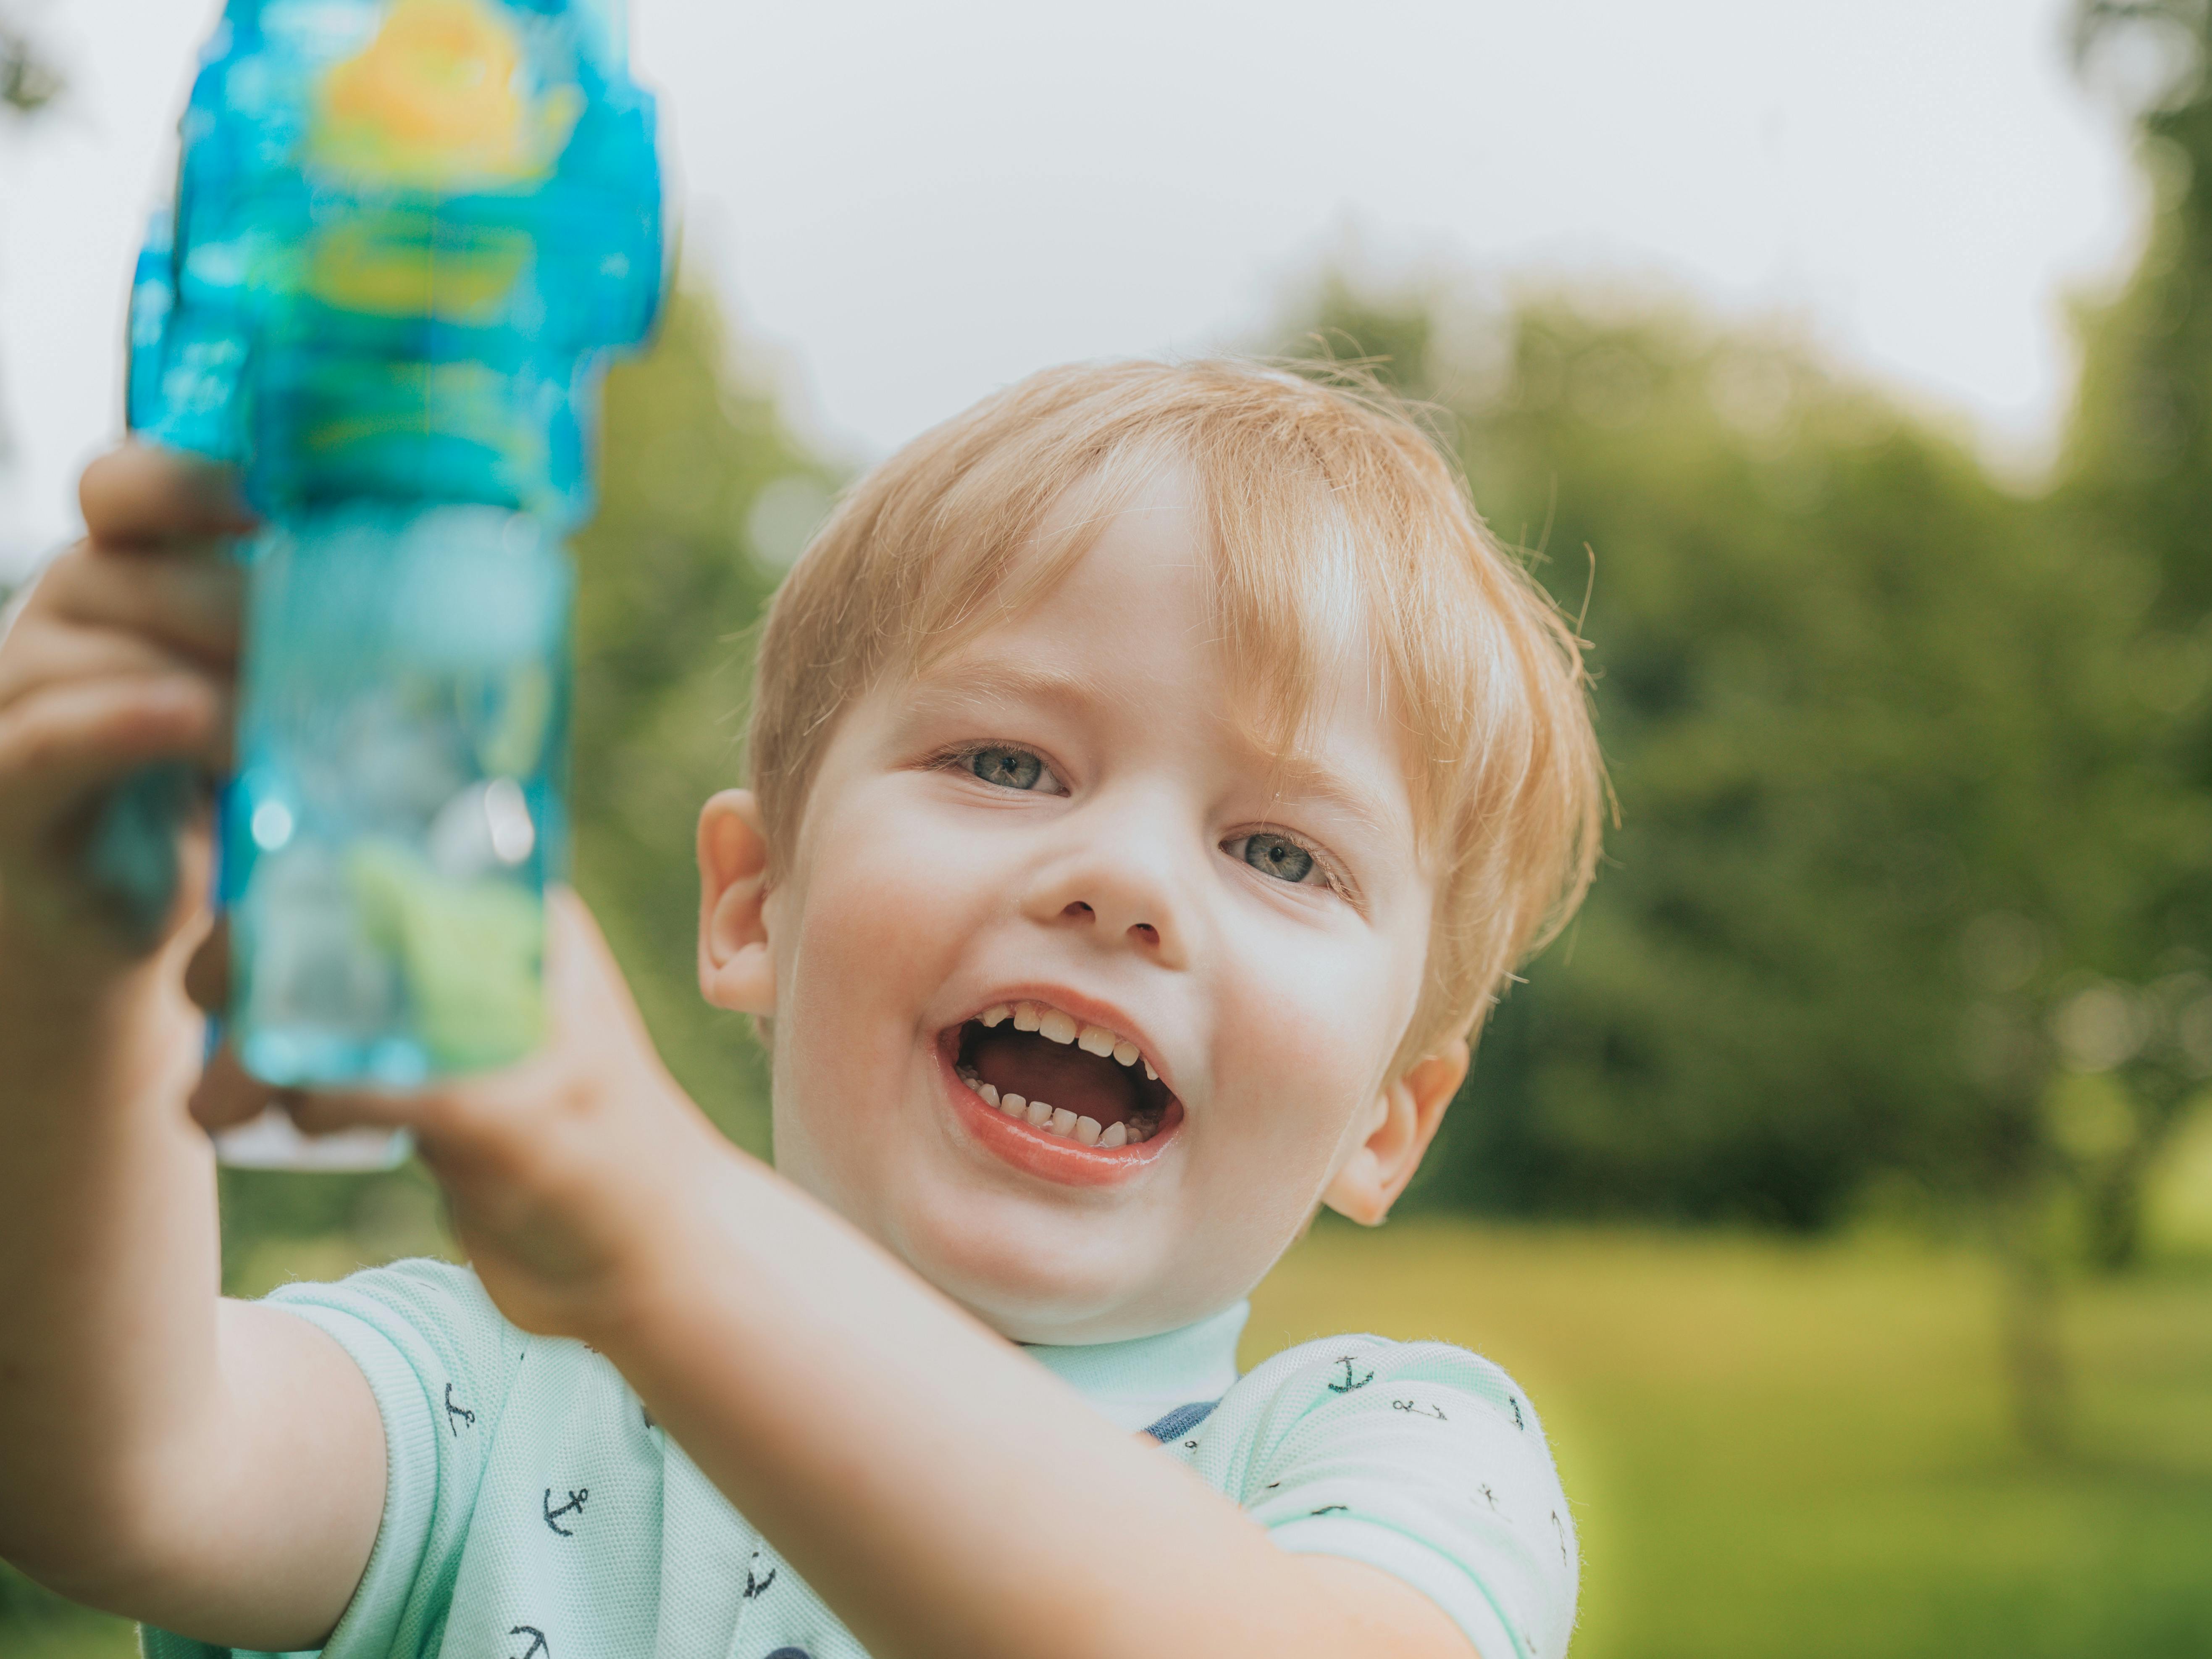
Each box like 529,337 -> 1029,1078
1282,283 -> 2199,1266
0,5 -> 61,562
568,283 -> 840,1157
0,8 -> 62,116
2057,0 -> 2212,1265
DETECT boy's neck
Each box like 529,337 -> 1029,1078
1020,1301 -> 1248,1434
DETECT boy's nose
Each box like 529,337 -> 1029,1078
1020,822 -> 1190,969
1059,899 -> 1164,954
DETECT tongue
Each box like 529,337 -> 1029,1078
971,1031 -> 1141,1130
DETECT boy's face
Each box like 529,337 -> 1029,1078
714,467 -> 1451,1344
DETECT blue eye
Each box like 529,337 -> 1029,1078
967,746 -> 1046,790
1240,833 -> 1316,884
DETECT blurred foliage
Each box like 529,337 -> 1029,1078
2058,0 -> 2212,1261
0,10 -> 62,117
1278,0 -> 2212,1264
567,282 -> 835,1158
1295,280 -> 2209,1250
0,4 -> 60,484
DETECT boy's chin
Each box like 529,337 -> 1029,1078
904,1223 -> 1157,1343
886,1201 -> 1241,1347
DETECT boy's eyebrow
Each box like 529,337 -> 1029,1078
1242,746 -> 1407,845
901,658 -> 1124,720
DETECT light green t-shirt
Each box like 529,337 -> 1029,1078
144,1259 -> 1577,1659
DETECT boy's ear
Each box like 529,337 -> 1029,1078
696,789 -> 777,1016
1321,1040 -> 1469,1227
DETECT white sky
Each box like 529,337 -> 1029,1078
0,0 -> 2146,577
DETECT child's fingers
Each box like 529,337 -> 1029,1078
184,918 -> 229,1015
0,674 -> 231,839
78,442 -> 255,546
190,1044 -> 429,1144
276,1081 -> 440,1139
188,1045 -> 286,1131
192,1046 -> 433,1143
0,612 -> 226,711
37,537 -> 244,665
277,1091 -> 386,1136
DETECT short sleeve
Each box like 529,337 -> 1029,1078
1186,1337 -> 1577,1659
141,1259 -> 527,1659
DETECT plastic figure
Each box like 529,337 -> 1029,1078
117,0 -> 662,1114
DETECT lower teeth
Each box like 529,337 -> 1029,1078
961,1072 -> 1150,1145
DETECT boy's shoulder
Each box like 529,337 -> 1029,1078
1184,1332 -> 1579,1659
263,1255 -> 528,1400
1184,1329 -> 1565,1493
1227,1330 -> 1546,1436
264,1252 -> 491,1321
262,1255 -> 622,1428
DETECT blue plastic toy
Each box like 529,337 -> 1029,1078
115,0 -> 662,1112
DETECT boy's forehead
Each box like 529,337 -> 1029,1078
910,458 -> 1363,705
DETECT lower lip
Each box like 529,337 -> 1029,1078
936,1041 -> 1179,1188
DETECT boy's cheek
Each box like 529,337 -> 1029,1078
771,813 -> 985,1137
1214,953 -> 1404,1126
797,826 -> 982,1002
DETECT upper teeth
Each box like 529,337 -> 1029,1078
977,1002 -> 1155,1080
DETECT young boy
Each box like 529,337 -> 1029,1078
0,360 -> 1602,1659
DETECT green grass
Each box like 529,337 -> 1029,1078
1244,1220 -> 2212,1659
8,1222 -> 2209,1657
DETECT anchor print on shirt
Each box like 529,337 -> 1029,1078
743,1555 -> 778,1600
444,1384 -> 476,1437
542,1488 -> 590,1537
1326,1356 -> 1375,1395
1391,1397 -> 1448,1422
509,1625 -> 549,1659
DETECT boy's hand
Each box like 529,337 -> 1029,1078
0,444 -> 250,977
190,889 -> 725,1344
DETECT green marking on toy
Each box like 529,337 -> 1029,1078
348,841 -> 545,1070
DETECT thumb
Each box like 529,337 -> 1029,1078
184,915 -> 229,1014
189,1041 -> 298,1132
79,443 -> 255,545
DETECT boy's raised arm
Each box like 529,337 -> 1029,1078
279,897 -> 1485,1659
615,1146 -> 1485,1659
0,444 -> 386,1651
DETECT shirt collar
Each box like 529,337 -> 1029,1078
1022,1301 -> 1249,1433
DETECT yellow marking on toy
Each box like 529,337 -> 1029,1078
313,0 -> 583,188
308,220 -> 529,321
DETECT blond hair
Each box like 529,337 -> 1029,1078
746,359 -> 1604,1071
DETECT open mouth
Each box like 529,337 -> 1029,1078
946,1000 -> 1179,1149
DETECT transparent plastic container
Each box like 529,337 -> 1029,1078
117,0 -> 662,1168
